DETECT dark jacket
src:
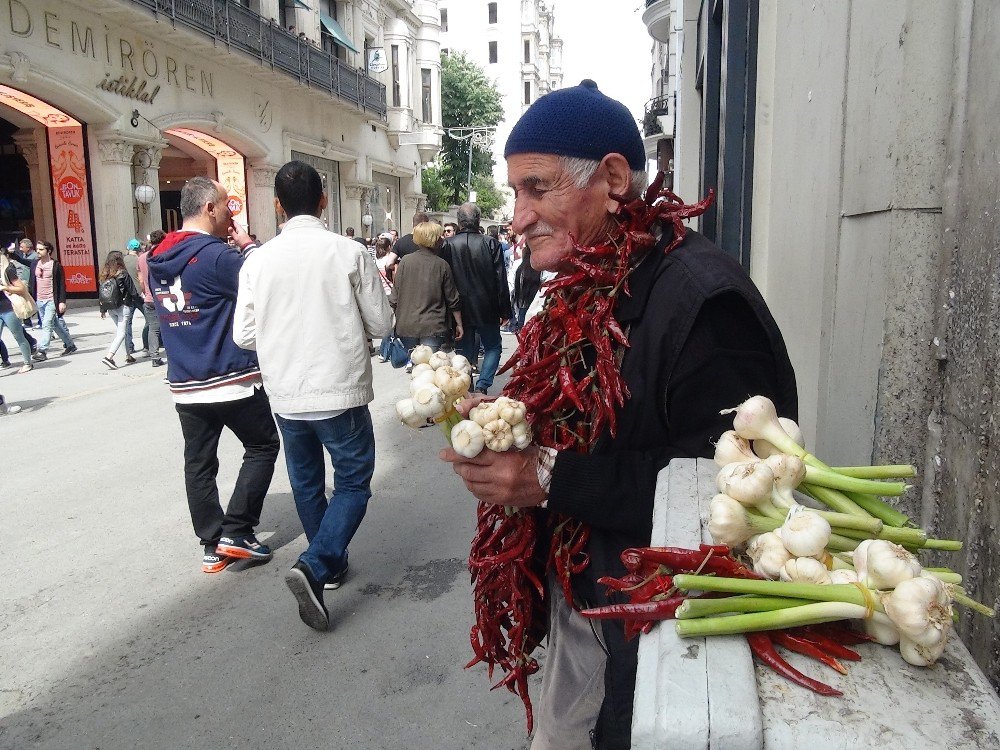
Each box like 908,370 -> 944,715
546,229 -> 798,749
147,231 -> 260,394
446,229 -> 512,327
98,270 -> 142,314
389,247 -> 461,338
513,259 -> 541,310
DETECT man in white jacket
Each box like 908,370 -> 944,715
234,160 -> 393,631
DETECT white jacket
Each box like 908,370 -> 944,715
233,215 -> 394,413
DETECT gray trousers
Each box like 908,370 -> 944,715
140,302 -> 161,355
531,576 -> 607,750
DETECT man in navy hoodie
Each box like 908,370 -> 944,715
147,176 -> 280,574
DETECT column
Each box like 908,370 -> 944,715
344,183 -> 368,238
12,129 -> 55,243
94,133 -> 138,259
247,162 -> 281,241
134,142 -> 167,240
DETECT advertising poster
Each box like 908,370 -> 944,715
47,126 -> 98,293
166,128 -> 248,229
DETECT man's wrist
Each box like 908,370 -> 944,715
535,446 -> 558,508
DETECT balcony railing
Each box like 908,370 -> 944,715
127,0 -> 387,119
643,94 -> 672,137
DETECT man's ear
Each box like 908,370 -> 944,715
600,153 -> 633,214
318,192 -> 328,216
274,196 -> 286,219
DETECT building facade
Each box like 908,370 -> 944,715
0,0 -> 443,297
436,0 -> 562,193
645,0 -> 1000,688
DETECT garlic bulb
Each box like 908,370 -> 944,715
747,531 -> 793,579
713,431 -> 756,466
395,398 -> 426,428
862,612 -> 901,646
410,345 -> 434,366
716,461 -> 775,507
410,371 -> 436,395
883,574 -> 953,648
411,363 -> 434,379
450,354 -> 472,371
511,420 -> 532,450
495,397 -> 527,426
708,494 -> 767,548
853,539 -> 922,590
411,384 -> 447,418
779,557 -> 832,585
764,454 -> 806,508
898,635 -> 947,667
753,417 -> 806,458
830,569 -> 860,585
428,351 -> 453,370
433,366 -> 471,399
723,396 -> 805,458
470,401 -> 501,427
779,506 -> 831,557
451,420 -> 486,458
482,419 -> 514,452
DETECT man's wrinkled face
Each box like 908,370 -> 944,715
507,153 -> 615,272
209,182 -> 233,236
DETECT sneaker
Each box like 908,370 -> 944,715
404,362 -> 413,374
377,355 -> 388,363
124,354 -> 136,364
475,386 -> 488,395
216,535 -> 273,561
324,560 -> 350,591
202,546 -> 234,574
31,350 -> 47,362
0,396 -> 20,415
62,345 -> 78,355
101,356 -> 117,370
151,358 -> 165,367
0,361 -> 9,369
285,561 -> 329,631
17,364 -> 32,374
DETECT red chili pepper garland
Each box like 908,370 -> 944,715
466,174 -> 714,733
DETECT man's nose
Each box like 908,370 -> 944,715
511,201 -> 537,235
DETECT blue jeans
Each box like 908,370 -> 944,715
400,335 -> 446,351
277,405 -> 376,583
458,324 -> 502,390
37,300 -> 73,352
0,311 -> 31,364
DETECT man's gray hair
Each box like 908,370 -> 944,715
180,176 -> 221,219
560,156 -> 648,200
457,202 -> 481,230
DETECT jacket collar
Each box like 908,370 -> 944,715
613,224 -> 675,323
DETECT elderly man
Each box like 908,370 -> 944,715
448,203 -> 511,393
148,176 -> 280,575
234,161 -> 393,632
441,80 -> 798,749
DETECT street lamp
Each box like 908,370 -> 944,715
446,126 -> 496,201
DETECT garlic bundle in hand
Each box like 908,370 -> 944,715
494,396 -> 526,426
470,401 -> 501,427
511,421 -> 532,450
411,384 -> 447,418
433,365 -> 472,399
410,345 -> 434,366
452,420 -> 486,458
482,419 -> 514,452
396,398 -> 426,428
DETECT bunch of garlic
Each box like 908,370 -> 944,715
396,350 -> 474,427
451,396 -> 532,458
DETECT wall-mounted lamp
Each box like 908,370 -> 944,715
134,184 -> 156,212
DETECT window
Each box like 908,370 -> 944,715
488,2 -> 497,24
440,8 -> 448,32
524,81 -> 531,105
391,44 -> 400,107
523,39 -> 530,63
421,68 -> 432,122
488,41 -> 497,64
442,48 -> 450,56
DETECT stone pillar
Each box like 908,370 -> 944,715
94,133 -> 139,259
344,183 -> 369,239
134,142 -> 167,241
247,162 -> 281,242
12,129 -> 55,243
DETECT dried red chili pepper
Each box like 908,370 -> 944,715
771,631 -> 849,675
746,632 -> 843,697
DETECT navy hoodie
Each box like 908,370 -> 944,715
147,231 -> 260,395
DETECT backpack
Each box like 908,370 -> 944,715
99,277 -> 123,308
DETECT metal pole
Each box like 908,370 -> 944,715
467,137 -> 473,199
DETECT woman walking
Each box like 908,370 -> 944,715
98,251 -> 143,369
0,251 -> 34,373
511,246 -> 541,333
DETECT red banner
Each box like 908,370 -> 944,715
47,126 -> 97,293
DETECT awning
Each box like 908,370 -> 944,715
320,13 -> 359,53
292,1 -> 311,9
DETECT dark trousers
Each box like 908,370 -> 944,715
174,387 -> 280,547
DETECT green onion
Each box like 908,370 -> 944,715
803,465 -> 907,496
831,465 -> 917,479
676,601 -> 872,637
676,596 -> 813,619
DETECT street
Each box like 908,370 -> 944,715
0,306 -> 533,750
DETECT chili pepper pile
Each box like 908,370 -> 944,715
582,545 -> 874,697
466,175 -> 714,732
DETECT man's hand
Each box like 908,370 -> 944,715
440,444 -> 546,508
454,323 -> 464,341
57,302 -> 66,315
500,318 -> 510,327
228,222 -> 254,250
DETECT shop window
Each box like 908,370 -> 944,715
524,81 -> 531,105
391,45 -> 401,107
421,68 -> 433,122
488,41 -> 497,64
440,8 -> 448,32
523,39 -> 530,63
488,2 -> 497,24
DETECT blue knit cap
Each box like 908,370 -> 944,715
504,80 -> 645,170
126,239 -> 141,251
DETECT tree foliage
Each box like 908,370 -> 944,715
423,52 -> 506,217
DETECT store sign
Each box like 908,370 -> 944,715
0,84 -> 97,293
368,48 -> 388,73
166,128 -> 248,229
